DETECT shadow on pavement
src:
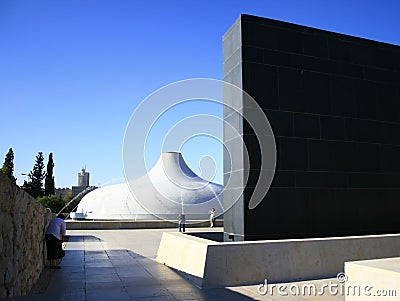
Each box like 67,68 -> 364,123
2,234 -> 257,301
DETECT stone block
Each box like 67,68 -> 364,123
345,257 -> 400,300
157,232 -> 400,287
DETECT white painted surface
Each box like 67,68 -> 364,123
74,152 -> 223,220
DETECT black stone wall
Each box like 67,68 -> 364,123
223,14 -> 400,241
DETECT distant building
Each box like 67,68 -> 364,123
78,168 -> 90,187
72,167 -> 90,197
55,188 -> 72,198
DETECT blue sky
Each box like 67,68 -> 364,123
1,0 -> 399,188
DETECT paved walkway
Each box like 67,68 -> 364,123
5,228 -> 344,301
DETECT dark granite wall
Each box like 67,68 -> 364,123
223,14 -> 400,241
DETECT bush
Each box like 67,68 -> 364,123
37,195 -> 65,213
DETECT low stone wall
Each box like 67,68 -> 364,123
157,232 -> 400,287
0,173 -> 53,298
345,257 -> 400,301
66,219 -> 223,230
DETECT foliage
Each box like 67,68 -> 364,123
44,153 -> 55,196
37,195 -> 65,213
37,195 -> 76,214
23,152 -> 45,198
1,148 -> 16,183
62,195 -> 76,212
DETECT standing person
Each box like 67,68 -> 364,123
209,208 -> 216,228
45,214 -> 66,269
178,213 -> 186,232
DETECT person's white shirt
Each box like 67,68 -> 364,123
46,217 -> 66,240
210,211 -> 215,219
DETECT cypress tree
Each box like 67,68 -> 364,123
44,152 -> 55,196
23,152 -> 45,198
1,148 -> 16,183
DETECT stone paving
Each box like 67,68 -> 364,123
2,228 -> 344,301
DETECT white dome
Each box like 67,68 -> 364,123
73,152 -> 223,220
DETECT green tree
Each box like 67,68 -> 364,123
37,195 -> 65,213
23,152 -> 45,198
1,148 -> 16,183
62,195 -> 75,212
44,152 -> 55,196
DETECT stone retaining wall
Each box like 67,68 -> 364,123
0,173 -> 53,298
157,232 -> 400,287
